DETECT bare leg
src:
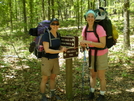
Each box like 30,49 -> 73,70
97,70 -> 106,91
90,69 -> 97,88
40,76 -> 48,93
88,69 -> 97,99
50,74 -> 57,90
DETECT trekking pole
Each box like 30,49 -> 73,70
81,47 -> 91,101
81,47 -> 87,101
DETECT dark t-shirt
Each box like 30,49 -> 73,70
41,31 -> 61,59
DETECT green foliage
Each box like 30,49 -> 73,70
0,25 -> 134,100
0,0 -> 133,37
60,19 -> 77,27
0,73 -> 3,82
59,27 -> 81,36
0,1 -> 134,100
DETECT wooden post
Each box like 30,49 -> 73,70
66,58 -> 73,100
60,36 -> 78,100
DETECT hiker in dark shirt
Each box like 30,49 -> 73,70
40,18 -> 66,101
80,10 -> 108,101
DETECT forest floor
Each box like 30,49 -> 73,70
0,31 -> 134,101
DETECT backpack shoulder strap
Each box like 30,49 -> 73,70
84,24 -> 88,40
56,32 -> 61,38
37,34 -> 44,47
93,23 -> 106,49
46,28 -> 52,47
85,23 -> 99,41
93,23 -> 100,42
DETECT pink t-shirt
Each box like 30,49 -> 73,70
82,25 -> 108,56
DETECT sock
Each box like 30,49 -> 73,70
90,88 -> 95,93
100,91 -> 106,95
50,89 -> 56,96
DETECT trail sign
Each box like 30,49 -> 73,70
63,48 -> 78,59
61,36 -> 78,48
61,36 -> 79,59
61,36 -> 79,100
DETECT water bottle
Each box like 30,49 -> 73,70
38,45 -> 44,52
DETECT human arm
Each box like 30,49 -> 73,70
80,26 -> 87,48
80,36 -> 106,48
80,36 -> 87,48
43,41 -> 67,54
80,25 -> 106,48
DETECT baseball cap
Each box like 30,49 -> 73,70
50,18 -> 59,24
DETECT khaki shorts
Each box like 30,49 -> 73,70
41,57 -> 60,76
89,53 -> 108,70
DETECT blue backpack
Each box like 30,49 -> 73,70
28,20 -> 52,58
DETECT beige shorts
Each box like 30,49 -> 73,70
41,57 -> 60,76
89,53 -> 108,70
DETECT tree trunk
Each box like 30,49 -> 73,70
57,1 -> 61,19
104,0 -> 107,6
15,0 -> 18,21
81,0 -> 83,27
29,0 -> 33,27
22,0 -> 27,33
48,0 -> 51,19
42,0 -> 45,20
77,0 -> 80,29
9,0 -> 13,32
92,0 -> 95,9
123,0 -> 130,49
98,0 -> 101,7
51,0 -> 55,18
88,0 -> 90,9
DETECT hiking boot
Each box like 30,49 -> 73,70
51,94 -> 62,101
41,95 -> 48,101
29,41 -> 36,53
96,94 -> 105,101
88,92 -> 94,100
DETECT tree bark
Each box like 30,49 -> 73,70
42,0 -> 45,20
123,0 -> 130,49
48,0 -> 51,19
22,0 -> 27,33
9,0 -> 13,32
29,0 -> 33,27
51,0 -> 55,18
77,0 -> 80,29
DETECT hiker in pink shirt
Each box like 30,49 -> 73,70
80,10 -> 108,101
82,25 -> 108,56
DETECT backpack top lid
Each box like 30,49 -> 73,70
38,20 -> 50,27
28,20 -> 51,36
94,7 -> 107,20
37,20 -> 51,35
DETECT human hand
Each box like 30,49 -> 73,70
60,47 -> 67,52
80,40 -> 87,47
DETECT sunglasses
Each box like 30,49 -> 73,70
51,23 -> 59,26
